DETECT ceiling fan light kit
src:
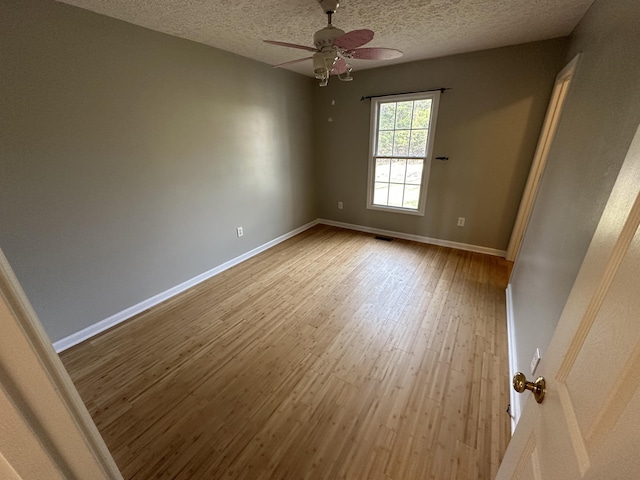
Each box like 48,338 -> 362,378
264,0 -> 402,86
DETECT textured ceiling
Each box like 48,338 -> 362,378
56,0 -> 594,76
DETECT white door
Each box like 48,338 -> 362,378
0,249 -> 122,479
497,125 -> 640,479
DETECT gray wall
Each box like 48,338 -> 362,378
314,39 -> 568,250
509,0 -> 640,382
0,0 -> 316,342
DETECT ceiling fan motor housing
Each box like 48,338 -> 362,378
314,26 -> 345,50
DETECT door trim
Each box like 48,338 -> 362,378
506,54 -> 581,262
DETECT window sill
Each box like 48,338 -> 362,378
366,204 -> 425,216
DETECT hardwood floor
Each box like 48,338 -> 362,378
60,225 -> 512,479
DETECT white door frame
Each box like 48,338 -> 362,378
0,248 -> 122,479
506,54 -> 581,262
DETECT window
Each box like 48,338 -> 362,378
367,91 -> 440,215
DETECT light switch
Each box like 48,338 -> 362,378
530,348 -> 541,375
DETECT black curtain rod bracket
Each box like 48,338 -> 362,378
360,87 -> 451,101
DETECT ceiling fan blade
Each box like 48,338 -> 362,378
334,29 -> 374,50
330,58 -> 348,75
263,40 -> 318,53
348,47 -> 403,60
273,57 -> 313,68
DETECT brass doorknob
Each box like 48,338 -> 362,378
513,372 -> 546,403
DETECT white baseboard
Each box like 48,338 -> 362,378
505,283 -> 520,433
318,219 -> 507,257
54,218 -> 505,353
53,219 -> 320,352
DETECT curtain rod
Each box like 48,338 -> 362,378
360,87 -> 451,101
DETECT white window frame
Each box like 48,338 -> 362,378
366,91 -> 440,216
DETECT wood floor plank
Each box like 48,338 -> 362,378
60,225 -> 512,479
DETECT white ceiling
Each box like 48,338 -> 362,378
57,0 -> 594,76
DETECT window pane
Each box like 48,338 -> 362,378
405,159 -> 423,185
377,130 -> 394,156
395,101 -> 413,129
373,183 -> 389,205
409,129 -> 427,157
403,185 -> 421,209
412,99 -> 432,128
379,103 -> 396,130
390,159 -> 406,183
393,130 -> 410,156
375,158 -> 391,182
388,184 -> 404,207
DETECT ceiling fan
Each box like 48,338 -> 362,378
264,0 -> 403,86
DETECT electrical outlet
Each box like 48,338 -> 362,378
530,348 -> 541,375
457,217 -> 465,227
236,227 -> 243,238
338,201 -> 343,210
